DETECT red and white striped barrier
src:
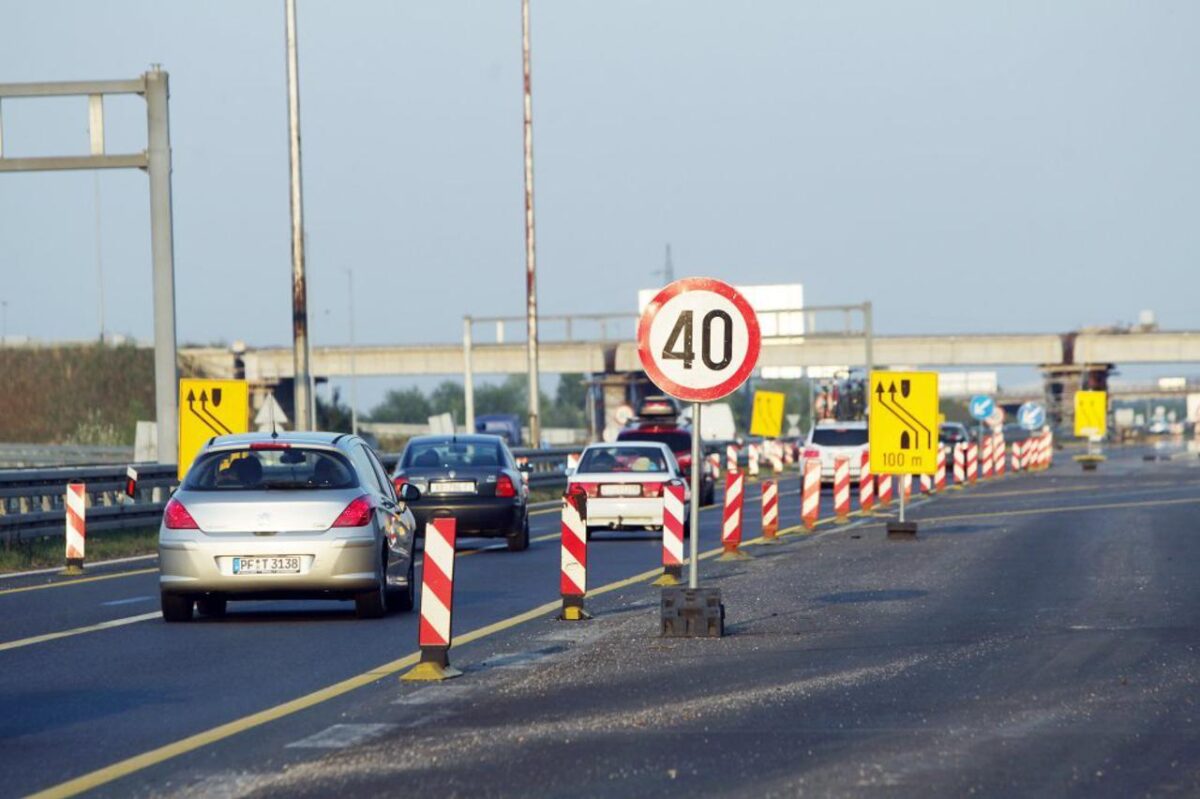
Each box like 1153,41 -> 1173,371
967,442 -> 979,485
953,443 -> 966,487
652,482 -> 685,586
878,473 -> 894,506
935,445 -> 947,492
802,458 -> 821,531
65,482 -> 86,574
726,444 -> 740,474
746,443 -> 760,479
833,456 -> 851,522
1043,431 -> 1054,468
708,452 -> 721,480
920,473 -> 932,494
994,438 -> 1006,477
768,441 -> 784,474
902,473 -> 913,500
559,491 -> 589,620
1010,440 -> 1023,473
761,479 -> 779,541
980,436 -> 993,480
719,471 -> 746,558
402,517 -> 460,680
782,442 -> 794,466
859,448 -> 875,512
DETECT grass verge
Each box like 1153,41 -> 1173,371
0,527 -> 159,574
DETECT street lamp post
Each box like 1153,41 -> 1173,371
284,0 -> 313,431
521,0 -> 542,447
345,268 -> 358,435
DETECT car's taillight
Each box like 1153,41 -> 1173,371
675,453 -> 691,471
570,482 -> 599,498
332,495 -> 373,528
496,473 -> 517,498
642,482 -> 664,498
250,442 -> 291,450
163,498 -> 199,530
803,448 -> 820,459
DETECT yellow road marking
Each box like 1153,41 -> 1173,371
0,568 -> 158,598
0,612 -> 161,654
857,496 -> 1200,527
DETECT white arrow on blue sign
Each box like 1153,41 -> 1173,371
969,395 -> 995,420
1017,402 -> 1046,430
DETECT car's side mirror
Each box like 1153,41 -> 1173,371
563,466 -> 575,477
518,462 -> 533,473
398,483 -> 421,503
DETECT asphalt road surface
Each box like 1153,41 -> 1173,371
2,446 -> 1197,797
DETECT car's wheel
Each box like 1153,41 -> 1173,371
507,514 -> 530,552
196,596 -> 227,618
161,592 -> 194,623
355,551 -> 389,619
387,558 -> 415,612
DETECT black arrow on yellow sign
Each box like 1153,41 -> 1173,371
875,381 -> 932,450
187,389 -> 233,436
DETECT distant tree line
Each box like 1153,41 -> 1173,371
367,374 -> 588,429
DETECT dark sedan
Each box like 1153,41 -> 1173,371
391,434 -> 530,551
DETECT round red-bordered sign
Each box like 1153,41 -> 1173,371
637,277 -> 762,402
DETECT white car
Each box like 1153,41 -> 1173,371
803,420 -> 868,483
566,441 -> 690,536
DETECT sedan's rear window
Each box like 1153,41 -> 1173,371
183,448 -> 358,491
617,430 -> 691,453
402,441 -> 504,469
811,428 -> 868,446
578,446 -> 668,473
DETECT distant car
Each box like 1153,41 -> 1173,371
617,419 -> 715,505
803,420 -> 868,483
158,432 -> 418,622
566,441 -> 689,537
939,422 -> 972,453
392,434 -> 530,551
474,414 -> 523,446
1001,423 -> 1031,444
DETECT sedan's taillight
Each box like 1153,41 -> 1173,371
803,448 -> 820,459
570,482 -> 599,498
163,498 -> 199,530
332,495 -> 373,528
496,473 -> 517,498
642,482 -> 664,498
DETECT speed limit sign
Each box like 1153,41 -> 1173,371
637,277 -> 762,402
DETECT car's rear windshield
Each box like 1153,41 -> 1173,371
402,441 -> 505,470
579,446 -> 668,473
617,430 -> 691,453
183,447 -> 357,491
811,428 -> 868,446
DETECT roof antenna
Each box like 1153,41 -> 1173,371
270,396 -> 279,438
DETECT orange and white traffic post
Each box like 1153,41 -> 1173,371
967,442 -> 979,485
726,444 -> 739,474
858,448 -> 875,513
747,443 -> 760,479
902,473 -> 913,501
934,445 -> 947,492
980,436 -> 993,480
953,443 -> 966,488
994,437 -> 1006,477
833,456 -> 851,523
558,491 -> 590,620
64,482 -> 86,575
769,441 -> 784,475
708,452 -> 721,480
920,472 -> 932,494
801,458 -> 821,531
652,482 -> 685,586
878,473 -> 894,506
761,479 -> 779,542
402,517 -> 461,681
718,471 -> 748,559
1010,440 -> 1023,473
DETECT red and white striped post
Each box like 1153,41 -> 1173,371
708,452 -> 721,481
769,441 -> 784,475
920,473 -> 932,494
902,473 -> 913,501
559,491 -> 590,620
782,442 -> 794,467
934,445 -> 947,492
726,444 -> 739,474
833,456 -> 851,523
801,458 -> 821,531
953,443 -> 966,488
746,443 -> 760,479
402,517 -> 461,681
994,437 -> 1006,477
719,471 -> 748,559
761,479 -> 779,542
64,483 -> 86,575
859,448 -> 875,513
1010,440 -> 1023,473
967,442 -> 979,485
1044,431 -> 1055,468
652,482 -> 685,586
878,473 -> 894,506
980,436 -> 993,480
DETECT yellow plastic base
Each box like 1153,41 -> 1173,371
559,605 -> 593,621
651,572 -> 681,587
61,564 -> 85,576
717,549 -> 752,561
400,661 -> 463,682
759,535 -> 784,545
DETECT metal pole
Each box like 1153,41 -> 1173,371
346,268 -> 357,435
92,172 -> 105,343
899,474 -> 906,523
144,67 -> 179,464
463,316 -> 476,433
689,402 -> 702,589
285,0 -> 313,431
863,301 -> 874,376
521,0 -> 542,447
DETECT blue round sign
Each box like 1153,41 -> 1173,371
1017,402 -> 1045,431
969,395 -> 995,420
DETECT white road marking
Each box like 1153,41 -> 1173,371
0,611 -> 161,653
101,596 -> 154,607
392,683 -> 475,705
285,723 -> 398,749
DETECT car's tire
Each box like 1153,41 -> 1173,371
703,485 -> 715,506
387,558 -> 415,613
196,596 -> 227,618
356,551 -> 389,619
161,592 -> 194,623
506,515 -> 530,552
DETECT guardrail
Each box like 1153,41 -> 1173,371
0,443 -> 741,546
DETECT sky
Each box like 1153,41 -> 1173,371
2,2 -> 1198,407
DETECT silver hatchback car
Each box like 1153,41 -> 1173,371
159,432 -> 419,621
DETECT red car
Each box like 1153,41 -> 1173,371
617,418 -> 715,506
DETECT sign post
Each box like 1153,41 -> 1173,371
869,371 -> 938,539
638,278 -> 761,636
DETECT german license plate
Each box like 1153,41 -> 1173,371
233,556 -> 300,575
430,481 -> 475,495
600,484 -> 641,497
